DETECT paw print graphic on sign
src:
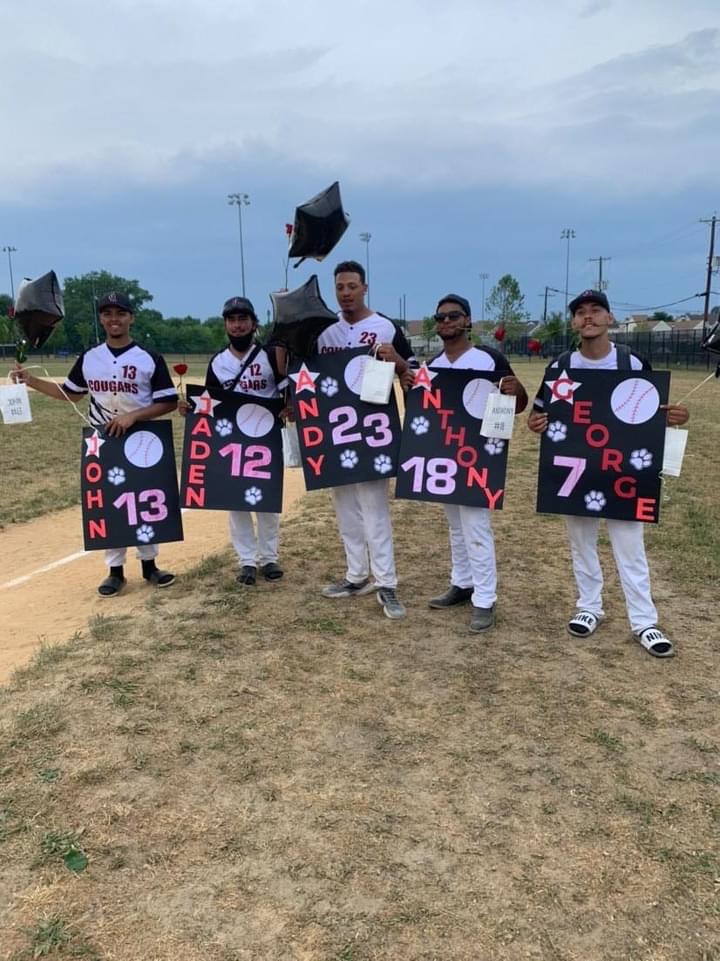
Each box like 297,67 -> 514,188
245,487 -> 263,506
320,377 -> 339,397
215,418 -> 233,437
374,454 -> 392,475
410,416 -> 429,435
484,438 -> 506,456
629,448 -> 653,470
136,524 -> 156,543
108,466 -> 126,486
584,490 -> 607,512
340,449 -> 359,469
547,420 -> 567,443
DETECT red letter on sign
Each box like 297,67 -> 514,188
573,400 -> 593,424
586,424 -> 610,448
185,486 -> 205,507
298,397 -> 319,420
190,440 -> 211,459
636,497 -> 656,522
86,489 -> 104,510
88,519 -> 107,539
191,417 -> 212,437
303,426 -> 323,448
188,464 -> 206,485
614,476 -> 637,499
601,448 -> 623,472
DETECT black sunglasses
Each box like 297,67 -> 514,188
434,310 -> 467,322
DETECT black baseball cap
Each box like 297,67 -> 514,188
436,293 -> 472,318
97,292 -> 133,313
222,296 -> 257,319
568,289 -> 610,314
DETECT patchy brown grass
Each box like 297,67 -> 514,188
0,362 -> 718,960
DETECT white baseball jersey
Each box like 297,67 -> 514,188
317,312 -> 415,361
205,344 -> 281,398
65,342 -> 177,428
533,345 -> 648,412
430,344 -> 513,374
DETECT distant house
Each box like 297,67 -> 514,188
618,314 -> 672,335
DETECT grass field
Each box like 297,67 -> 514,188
1,360 -> 719,960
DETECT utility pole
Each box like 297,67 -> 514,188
359,232 -> 372,306
700,215 -> 717,337
589,255 -> 611,290
2,245 -> 17,300
560,229 -> 576,327
539,286 -> 562,324
227,193 -> 251,296
479,272 -> 489,324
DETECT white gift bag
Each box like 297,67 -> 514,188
479,390 -> 516,439
0,383 -> 32,424
662,427 -> 688,477
359,348 -> 395,405
282,421 -> 302,467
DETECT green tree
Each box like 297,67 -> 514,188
538,310 -> 565,343
57,271 -> 153,352
485,274 -> 528,333
0,293 -> 13,342
650,311 -> 673,323
421,315 -> 436,351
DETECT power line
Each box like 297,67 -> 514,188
610,294 -> 702,312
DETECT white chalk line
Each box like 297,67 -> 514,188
0,509 -> 194,592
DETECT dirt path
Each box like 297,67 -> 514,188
0,470 -> 308,683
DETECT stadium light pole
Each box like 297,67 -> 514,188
560,228 -> 576,329
227,193 -> 250,296
479,272 -> 489,324
359,232 -> 372,306
2,245 -> 17,300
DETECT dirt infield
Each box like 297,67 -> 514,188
0,470 -> 307,684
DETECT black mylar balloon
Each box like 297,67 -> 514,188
269,275 -> 337,359
14,271 -> 65,349
287,181 -> 349,266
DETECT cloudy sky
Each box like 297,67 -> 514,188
1,0 -> 719,322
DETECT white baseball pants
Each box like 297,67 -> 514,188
443,504 -> 497,609
331,479 -> 397,589
229,511 -> 280,567
104,545 -> 159,567
565,516 -> 658,633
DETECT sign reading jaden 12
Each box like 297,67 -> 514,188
180,385 -> 284,513
288,348 -> 402,491
537,368 -> 670,523
396,365 -> 508,508
81,420 -> 183,551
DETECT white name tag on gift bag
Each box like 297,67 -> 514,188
479,391 -> 516,439
359,351 -> 395,405
0,383 -> 32,424
662,427 -> 688,477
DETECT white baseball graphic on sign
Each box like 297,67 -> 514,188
610,378 -> 660,425
124,430 -> 164,468
344,355 -> 368,396
236,403 -> 274,438
462,378 -> 495,420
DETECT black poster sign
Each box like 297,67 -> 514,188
81,420 -> 183,551
180,385 -> 284,513
396,365 -> 509,508
536,368 -> 670,523
288,348 -> 402,491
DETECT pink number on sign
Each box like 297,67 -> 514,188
139,489 -> 168,522
244,445 -> 271,479
363,412 -> 392,447
554,455 -> 587,496
219,442 -> 243,476
330,406 -> 362,446
113,491 -> 138,525
400,456 -> 457,495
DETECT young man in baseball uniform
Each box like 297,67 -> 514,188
204,296 -> 284,586
13,292 -> 178,597
406,294 -> 528,632
528,289 -> 689,657
317,260 -> 414,619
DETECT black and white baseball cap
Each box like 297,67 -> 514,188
222,296 -> 257,319
97,292 -> 133,312
568,289 -> 610,314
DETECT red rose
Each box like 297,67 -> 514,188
173,363 -> 188,375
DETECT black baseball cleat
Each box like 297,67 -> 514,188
260,562 -> 284,580
428,585 -> 473,609
237,565 -> 257,586
144,569 -> 176,587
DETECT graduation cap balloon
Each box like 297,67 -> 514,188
287,181 -> 350,267
14,270 -> 65,349
269,275 -> 337,359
